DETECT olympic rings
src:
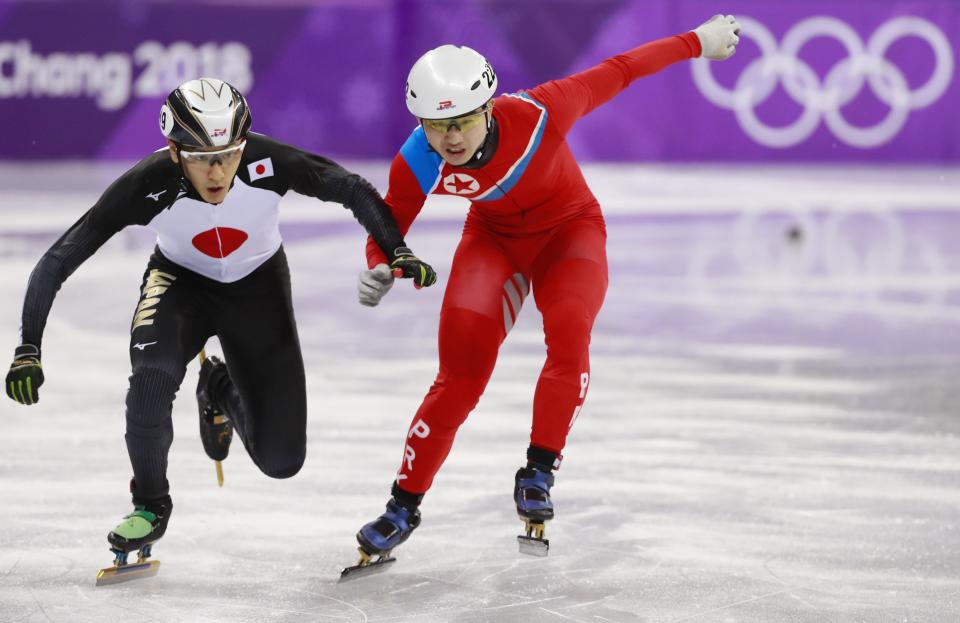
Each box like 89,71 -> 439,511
691,16 -> 953,148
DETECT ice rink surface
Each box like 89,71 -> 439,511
1,163 -> 959,622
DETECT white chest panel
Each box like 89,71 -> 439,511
148,178 -> 282,283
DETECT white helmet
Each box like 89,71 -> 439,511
160,77 -> 251,148
405,45 -> 497,120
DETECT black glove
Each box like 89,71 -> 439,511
6,344 -> 44,405
389,247 -> 437,289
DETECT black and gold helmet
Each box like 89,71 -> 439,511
159,77 -> 251,148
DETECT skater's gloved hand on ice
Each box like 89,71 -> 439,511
358,264 -> 396,307
388,247 -> 437,290
5,344 -> 44,405
694,14 -> 741,60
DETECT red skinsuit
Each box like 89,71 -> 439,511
367,33 -> 701,494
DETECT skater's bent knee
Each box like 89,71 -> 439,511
263,462 -> 303,479
259,453 -> 305,479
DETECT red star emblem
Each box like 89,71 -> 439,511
444,173 -> 479,194
451,175 -> 474,193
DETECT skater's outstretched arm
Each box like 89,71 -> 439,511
526,14 -> 740,135
6,153 -> 179,405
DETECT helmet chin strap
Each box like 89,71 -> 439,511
465,110 -> 496,164
174,144 -> 191,182
173,145 -> 212,203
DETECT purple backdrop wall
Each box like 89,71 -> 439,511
0,0 -> 955,162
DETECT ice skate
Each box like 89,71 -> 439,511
97,496 -> 172,586
514,466 -> 554,556
197,349 -> 233,486
340,498 -> 421,580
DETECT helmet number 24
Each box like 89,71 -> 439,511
482,63 -> 496,89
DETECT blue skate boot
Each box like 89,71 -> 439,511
341,491 -> 421,580
515,465 -> 555,556
357,498 -> 421,555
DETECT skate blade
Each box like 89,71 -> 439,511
95,560 -> 161,586
517,535 -> 550,557
339,550 -> 396,582
518,519 -> 550,556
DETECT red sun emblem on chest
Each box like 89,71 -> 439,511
192,227 -> 249,258
442,173 -> 480,195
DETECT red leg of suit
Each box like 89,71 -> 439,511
395,228 -> 518,493
395,217 -> 607,494
530,218 -> 608,454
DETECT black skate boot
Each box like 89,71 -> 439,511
515,465 -> 555,556
197,353 -> 233,485
98,494 -> 172,586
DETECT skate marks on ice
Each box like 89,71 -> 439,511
0,545 -> 646,622
2,343 -> 953,623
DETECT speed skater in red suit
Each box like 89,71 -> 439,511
352,15 -> 742,560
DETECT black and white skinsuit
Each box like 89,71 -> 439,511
17,133 -> 409,503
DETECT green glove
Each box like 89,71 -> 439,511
389,247 -> 437,289
6,344 -> 44,405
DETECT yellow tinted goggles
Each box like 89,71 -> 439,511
421,109 -> 488,134
180,141 -> 246,166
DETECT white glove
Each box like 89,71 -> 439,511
358,263 -> 395,307
694,14 -> 741,61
